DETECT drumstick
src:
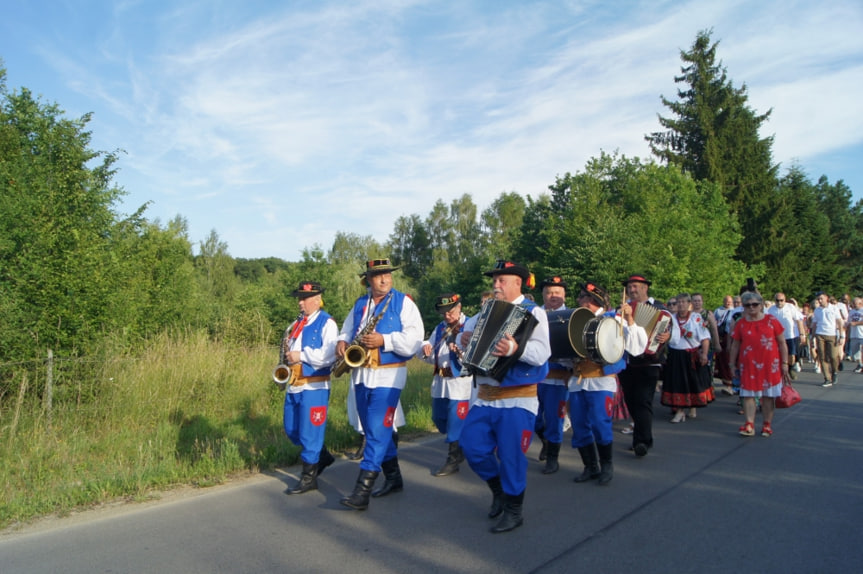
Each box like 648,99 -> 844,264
619,287 -> 626,336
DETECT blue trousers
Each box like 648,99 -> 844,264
536,383 -> 569,444
461,405 -> 535,496
283,388 -> 330,464
431,397 -> 470,442
354,384 -> 402,472
569,390 -> 614,448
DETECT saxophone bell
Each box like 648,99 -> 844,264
344,344 -> 368,368
272,363 -> 294,391
332,344 -> 368,378
332,291 -> 393,377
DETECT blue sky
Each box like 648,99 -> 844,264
3,0 -> 862,261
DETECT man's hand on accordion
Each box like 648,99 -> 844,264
492,333 -> 518,357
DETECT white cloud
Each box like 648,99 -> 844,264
10,0 -> 860,259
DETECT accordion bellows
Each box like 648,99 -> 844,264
462,300 -> 539,381
631,301 -> 672,355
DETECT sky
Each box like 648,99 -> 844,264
2,0 -> 862,261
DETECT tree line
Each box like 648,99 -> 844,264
2,29 -> 861,387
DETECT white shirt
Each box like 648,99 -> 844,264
285,310 -> 338,393
464,294 -> 551,414
812,304 -> 842,337
338,290 -> 424,390
419,314 -> 474,400
669,313 -> 711,350
848,306 -> 863,339
767,304 -> 804,338
569,307 -> 648,393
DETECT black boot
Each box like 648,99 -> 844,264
434,441 -> 463,477
486,476 -> 504,519
542,442 -> 561,475
371,457 -> 404,497
537,430 -> 548,461
597,442 -> 614,486
574,444 -> 601,483
491,491 -> 525,533
340,469 -> 379,510
347,435 -> 366,461
317,446 -> 335,476
289,461 -> 319,494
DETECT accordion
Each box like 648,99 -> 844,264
631,301 -> 672,356
462,300 -> 539,381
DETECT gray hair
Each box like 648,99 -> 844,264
741,291 -> 763,306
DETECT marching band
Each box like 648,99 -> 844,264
277,258 -> 672,533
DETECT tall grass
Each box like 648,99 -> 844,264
0,331 -> 435,530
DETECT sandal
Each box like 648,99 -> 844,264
738,422 -> 755,437
761,422 -> 773,437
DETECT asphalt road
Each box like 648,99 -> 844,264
2,362 -> 863,574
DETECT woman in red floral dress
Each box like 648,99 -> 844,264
728,291 -> 790,437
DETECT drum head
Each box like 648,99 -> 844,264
583,317 -> 624,364
567,308 -> 594,358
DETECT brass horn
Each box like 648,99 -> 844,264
272,363 -> 294,390
332,344 -> 369,378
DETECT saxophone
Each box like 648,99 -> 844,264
332,291 -> 393,378
273,312 -> 303,389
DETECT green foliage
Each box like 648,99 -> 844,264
0,79 -> 127,356
528,152 -> 751,304
0,334 -> 434,529
646,29 -> 779,268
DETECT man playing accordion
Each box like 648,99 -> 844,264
458,260 -> 551,533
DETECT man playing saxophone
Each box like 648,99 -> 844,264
281,281 -> 338,495
337,259 -> 424,511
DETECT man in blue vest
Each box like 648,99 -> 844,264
535,275 -> 571,474
280,281 -> 339,494
337,259 -> 424,511
459,260 -> 551,533
419,293 -> 473,477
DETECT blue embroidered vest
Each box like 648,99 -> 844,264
351,290 -> 411,365
499,298 -> 550,387
300,311 -> 335,377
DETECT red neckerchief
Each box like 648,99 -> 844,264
289,314 -> 308,341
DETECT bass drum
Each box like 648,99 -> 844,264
583,317 -> 625,365
546,308 -> 594,359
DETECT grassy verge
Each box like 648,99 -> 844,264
0,331 -> 435,530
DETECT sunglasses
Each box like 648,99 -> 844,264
744,302 -> 761,308
775,299 -> 785,302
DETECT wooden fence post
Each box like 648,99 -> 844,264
43,348 -> 53,424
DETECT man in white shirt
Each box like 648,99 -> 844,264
337,259 -> 424,510
767,292 -> 806,379
459,259 -> 551,533
811,292 -> 843,387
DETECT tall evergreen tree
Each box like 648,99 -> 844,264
646,30 -> 779,267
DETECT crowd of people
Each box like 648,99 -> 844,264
274,259 -> 862,534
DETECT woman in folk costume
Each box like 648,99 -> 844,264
662,293 -> 715,423
280,281 -> 338,494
